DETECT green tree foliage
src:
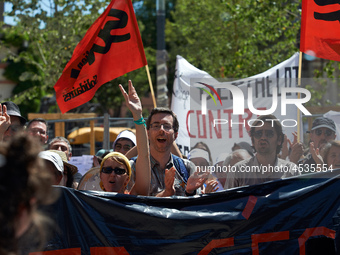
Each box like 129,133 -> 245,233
0,0 -> 157,116
167,0 -> 301,80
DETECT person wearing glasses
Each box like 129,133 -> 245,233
99,81 -> 150,195
225,114 -> 299,189
26,118 -> 49,145
112,130 -> 136,155
298,117 -> 337,169
129,107 -> 208,197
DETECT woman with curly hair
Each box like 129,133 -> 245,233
0,134 -> 55,255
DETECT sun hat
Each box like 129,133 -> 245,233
48,150 -> 78,175
39,151 -> 64,173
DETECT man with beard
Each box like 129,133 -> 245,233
298,117 -> 337,169
225,115 -> 299,189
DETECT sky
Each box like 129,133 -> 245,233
4,2 -> 16,25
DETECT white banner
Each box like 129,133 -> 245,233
171,53 -> 308,164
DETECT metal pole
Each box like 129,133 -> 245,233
156,0 -> 168,107
103,113 -> 110,150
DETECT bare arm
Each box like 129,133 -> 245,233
125,145 -> 138,159
119,81 -> 151,196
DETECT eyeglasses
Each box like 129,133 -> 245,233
253,130 -> 275,139
314,129 -> 334,137
101,167 -> 127,175
7,125 -> 22,132
150,123 -> 173,131
28,128 -> 46,135
115,144 -> 132,151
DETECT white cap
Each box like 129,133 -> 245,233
39,151 -> 64,173
188,148 -> 210,163
112,130 -> 136,150
214,152 -> 230,165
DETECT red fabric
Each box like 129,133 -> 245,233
300,0 -> 340,62
54,0 -> 147,113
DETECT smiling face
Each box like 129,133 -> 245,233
27,121 -> 48,144
326,145 -> 340,169
100,157 -> 129,193
147,113 -> 178,154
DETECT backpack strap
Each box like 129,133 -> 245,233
132,154 -> 189,183
172,155 -> 189,183
131,156 -> 138,163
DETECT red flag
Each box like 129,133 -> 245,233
54,0 -> 147,113
300,0 -> 340,62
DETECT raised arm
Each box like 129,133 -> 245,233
119,81 -> 150,196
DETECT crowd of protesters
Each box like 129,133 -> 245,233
1,80 -> 340,254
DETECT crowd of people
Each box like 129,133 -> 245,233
1,80 -> 340,254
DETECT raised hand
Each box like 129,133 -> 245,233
119,80 -> 142,119
204,180 -> 219,194
185,171 -> 209,195
310,142 -> 324,168
288,132 -> 304,164
0,104 -> 11,136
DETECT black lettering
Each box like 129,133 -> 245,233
80,83 -> 89,92
266,76 -> 273,97
285,67 -> 292,96
77,87 -> 84,94
255,78 -> 265,98
63,93 -> 72,102
86,79 -> 94,89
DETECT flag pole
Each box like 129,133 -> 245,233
297,51 -> 303,142
145,65 -> 157,108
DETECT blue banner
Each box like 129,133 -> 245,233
32,170 -> 340,255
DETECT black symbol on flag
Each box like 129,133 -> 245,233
314,0 -> 340,6
70,9 -> 131,79
71,69 -> 80,79
314,0 -> 340,22
314,10 -> 340,22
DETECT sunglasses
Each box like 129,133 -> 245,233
253,130 -> 275,139
7,125 -> 23,132
314,129 -> 334,137
101,167 -> 127,175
